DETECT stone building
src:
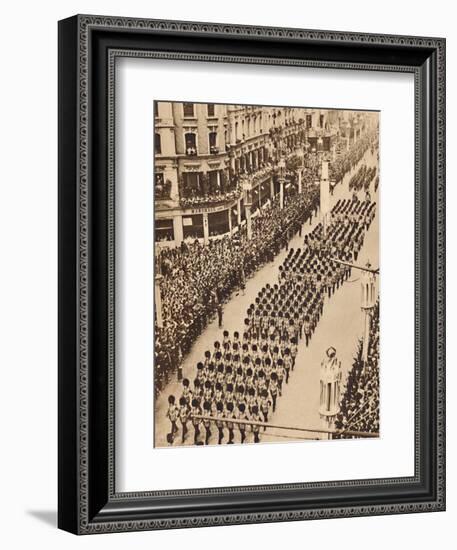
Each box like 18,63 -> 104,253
154,101 -> 364,246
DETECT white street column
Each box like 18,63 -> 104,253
154,270 -> 164,328
320,160 -> 330,236
298,170 -> 302,194
270,176 -> 274,199
319,347 -> 342,440
173,215 -> 184,245
360,262 -> 377,366
203,212 -> 209,245
245,205 -> 252,240
228,207 -> 232,235
278,157 -> 286,209
237,198 -> 242,225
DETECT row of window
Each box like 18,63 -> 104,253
154,130 -> 220,156
155,210 -> 230,242
154,102 -> 325,130
154,183 -> 275,242
154,102 -> 216,119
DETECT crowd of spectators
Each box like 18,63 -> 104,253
334,300 -> 380,437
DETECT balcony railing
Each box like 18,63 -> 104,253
179,178 -> 242,208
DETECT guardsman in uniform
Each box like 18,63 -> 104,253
193,378 -> 202,400
216,364 -> 225,386
246,386 -> 257,415
190,398 -> 202,445
181,378 -> 193,405
225,401 -> 235,444
203,380 -> 213,405
269,372 -> 279,412
214,382 -> 224,404
215,401 -> 225,445
237,403 -> 248,444
202,400 -> 212,445
259,388 -> 271,428
196,361 -> 205,384
250,405 -> 262,443
277,358 -> 285,395
303,316 -> 311,347
178,396 -> 190,444
166,394 -> 179,445
225,366 -> 234,388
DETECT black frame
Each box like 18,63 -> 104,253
58,14 -> 446,534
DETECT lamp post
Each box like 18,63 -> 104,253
319,347 -> 342,440
242,178 -> 253,240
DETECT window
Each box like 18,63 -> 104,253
154,102 -> 159,117
208,170 -> 219,192
155,133 -> 162,155
207,103 -> 215,117
183,103 -> 195,117
209,131 -> 218,153
155,172 -> 171,200
182,172 -> 201,196
320,114 -> 324,128
155,219 -> 174,242
184,133 -> 197,155
182,214 -> 204,239
208,210 -> 229,237
306,114 -> 312,129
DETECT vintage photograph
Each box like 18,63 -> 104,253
153,101 -> 380,448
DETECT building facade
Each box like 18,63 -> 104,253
154,101 -> 369,246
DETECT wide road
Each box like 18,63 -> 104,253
154,146 -> 379,447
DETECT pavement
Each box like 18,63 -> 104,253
154,147 -> 379,448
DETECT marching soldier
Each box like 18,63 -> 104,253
166,394 -> 179,445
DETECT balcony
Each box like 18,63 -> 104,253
155,179 -> 172,200
179,173 -> 242,209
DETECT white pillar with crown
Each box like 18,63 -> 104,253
242,178 -> 253,240
154,256 -> 164,329
320,160 -> 331,236
319,347 -> 342,439
361,260 -> 377,365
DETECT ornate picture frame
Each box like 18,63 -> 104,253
58,14 -> 445,534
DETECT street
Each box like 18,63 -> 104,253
154,146 -> 379,447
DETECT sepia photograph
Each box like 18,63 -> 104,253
153,101 -> 380,448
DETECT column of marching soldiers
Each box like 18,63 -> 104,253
165,162 -> 378,445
